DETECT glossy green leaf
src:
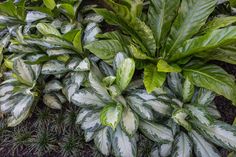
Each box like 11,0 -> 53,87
95,1 -> 156,57
0,0 -> 17,17
170,26 -> 236,61
148,0 -> 180,49
36,23 -> 61,36
85,40 -> 123,63
157,59 -> 182,72
183,64 -> 236,105
165,0 -> 216,56
100,104 -> 123,130
57,3 -> 75,19
116,58 -> 135,91
43,0 -> 56,10
73,29 -> 83,52
144,64 -> 166,93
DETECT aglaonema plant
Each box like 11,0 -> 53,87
86,0 -> 236,105
72,52 -> 174,157
145,73 -> 236,157
0,0 -> 103,126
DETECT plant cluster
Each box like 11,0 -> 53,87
0,0 -> 236,157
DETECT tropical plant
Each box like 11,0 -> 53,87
144,73 -> 236,157
72,52 -> 175,157
87,0 -> 236,105
0,0 -> 103,126
228,117 -> 236,157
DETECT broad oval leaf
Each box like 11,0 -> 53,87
127,96 -> 154,120
120,107 -> 139,136
94,127 -> 111,156
76,109 -> 93,124
81,112 -> 101,132
41,60 -> 68,75
183,64 -> 236,105
116,58 -> 135,91
172,132 -> 193,157
164,0 -> 216,56
145,99 -> 171,116
144,64 -> 166,93
112,126 -> 137,157
83,22 -> 101,45
43,93 -> 62,110
157,59 -> 182,73
71,89 -> 105,108
159,143 -> 172,157
44,80 -> 63,93
189,130 -> 221,157
36,23 -> 61,36
43,0 -> 56,10
139,120 -> 173,143
100,104 -> 123,130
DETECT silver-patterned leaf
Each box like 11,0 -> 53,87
81,112 -> 101,132
84,131 -> 95,142
75,58 -> 90,71
139,120 -> 173,143
194,121 -> 236,151
167,73 -> 183,97
83,22 -> 101,45
189,130 -> 221,157
150,147 -> 160,157
44,80 -> 63,93
98,61 -> 115,76
13,59 -> 35,86
172,132 -> 192,157
88,72 -> 111,102
7,106 -> 31,127
11,94 -> 34,119
84,13 -> 104,23
121,107 -> 139,136
36,23 -> 61,36
41,60 -> 68,75
127,96 -> 154,120
76,109 -> 93,124
71,89 -> 105,108
112,126 -> 137,157
26,11 -> 48,23
0,94 -> 21,113
182,77 -> 195,103
196,88 -> 215,106
159,143 -> 172,157
66,57 -> 81,70
94,127 -> 111,156
43,93 -> 62,110
46,48 -> 75,56
112,52 -> 128,71
144,99 -> 171,116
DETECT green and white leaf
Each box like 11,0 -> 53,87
81,112 -> 101,132
41,60 -> 68,75
120,107 -> 139,136
182,77 -> 195,103
144,99 -> 171,116
94,127 -> 111,156
100,104 -> 123,130
36,23 -> 61,36
44,80 -> 63,93
43,93 -> 62,110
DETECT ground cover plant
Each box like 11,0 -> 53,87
0,0 -> 236,157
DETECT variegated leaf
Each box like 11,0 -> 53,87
120,107 -> 139,136
88,72 -> 111,102
113,52 -> 128,71
150,147 -> 160,157
75,58 -> 90,71
144,99 -> 171,116
46,48 -> 75,56
76,109 -> 93,124
7,106 -> 31,127
167,73 -> 183,97
194,121 -> 236,151
187,105 -> 213,125
11,94 -> 34,119
116,58 -> 135,91
139,120 -> 173,143
43,93 -> 62,110
84,131 -> 95,142
127,96 -> 154,120
41,60 -> 68,75
44,80 -> 63,93
26,11 -> 48,23
172,109 -> 192,131
98,61 -> 115,76
81,112 -> 101,132
94,127 -> 111,156
103,76 -> 116,87
189,130 -> 221,157
182,77 -> 195,103
196,88 -> 215,106
159,143 -> 172,157
100,104 -> 122,130
83,22 -> 101,45
13,59 -> 35,86
0,94 -> 21,113
36,23 -> 61,36
112,126 -> 137,157
71,89 -> 105,108
172,132 -> 192,157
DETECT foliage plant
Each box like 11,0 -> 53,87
0,0 -> 236,157
0,0 -> 103,126
87,0 -> 236,105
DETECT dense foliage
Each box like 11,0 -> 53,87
0,0 -> 236,157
